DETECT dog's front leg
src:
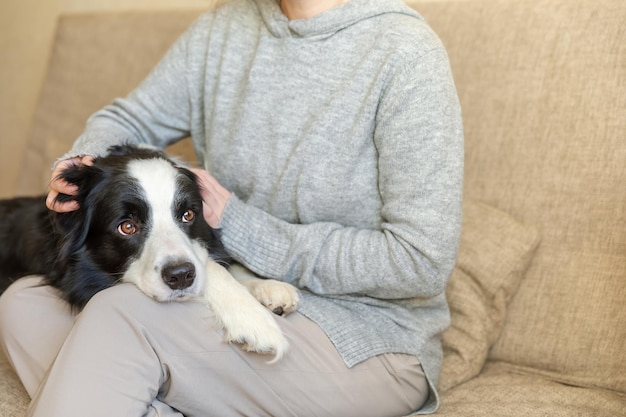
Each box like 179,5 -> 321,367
203,260 -> 289,363
228,264 -> 299,316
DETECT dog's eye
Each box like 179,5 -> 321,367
182,210 -> 195,224
117,221 -> 139,236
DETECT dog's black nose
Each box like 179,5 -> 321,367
162,262 -> 196,290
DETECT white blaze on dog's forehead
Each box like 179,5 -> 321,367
127,158 -> 178,215
126,158 -> 185,260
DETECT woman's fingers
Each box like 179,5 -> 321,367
189,168 -> 231,228
46,191 -> 80,213
46,155 -> 95,212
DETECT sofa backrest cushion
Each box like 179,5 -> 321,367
440,200 -> 540,392
413,0 -> 626,393
16,11 -> 202,196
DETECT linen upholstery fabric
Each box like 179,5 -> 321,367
439,200 -> 540,392
0,359 -> 27,413
437,362 -> 626,417
415,0 -> 626,395
4,0 -> 626,415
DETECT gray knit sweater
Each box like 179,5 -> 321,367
66,0 -> 463,413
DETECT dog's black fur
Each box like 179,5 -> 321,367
0,145 -> 227,310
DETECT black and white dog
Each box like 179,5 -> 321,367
0,145 -> 297,361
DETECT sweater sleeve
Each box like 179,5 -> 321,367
219,48 -> 464,300
62,13 -> 212,160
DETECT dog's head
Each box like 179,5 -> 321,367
53,145 -> 226,304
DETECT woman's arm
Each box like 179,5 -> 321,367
59,13 -> 214,161
216,49 -> 464,300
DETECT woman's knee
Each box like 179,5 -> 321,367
0,276 -> 75,396
0,276 -> 45,307
74,283 -> 225,362
0,277 -> 55,342
77,283 -> 215,338
76,283 -> 155,327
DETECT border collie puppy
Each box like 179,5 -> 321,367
0,145 -> 297,361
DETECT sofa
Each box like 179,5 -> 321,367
1,0 -> 625,415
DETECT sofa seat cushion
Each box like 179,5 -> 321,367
0,357 -> 27,414
438,361 -> 626,417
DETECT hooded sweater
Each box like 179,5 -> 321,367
66,0 -> 464,413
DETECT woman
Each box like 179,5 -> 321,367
0,0 -> 463,415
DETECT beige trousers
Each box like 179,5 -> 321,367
0,276 -> 428,417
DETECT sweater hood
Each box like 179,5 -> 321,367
255,0 -> 421,38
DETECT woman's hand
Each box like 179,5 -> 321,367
189,168 -> 231,228
46,155 -> 94,213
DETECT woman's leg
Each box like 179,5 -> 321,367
0,276 -> 75,397
27,283 -> 428,417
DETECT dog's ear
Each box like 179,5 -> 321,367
51,162 -> 107,270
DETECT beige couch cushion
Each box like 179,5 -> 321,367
439,200 -> 539,392
0,358 -> 27,412
438,361 -> 626,417
415,0 -> 626,394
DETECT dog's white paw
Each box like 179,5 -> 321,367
204,261 -> 289,363
245,279 -> 299,316
218,297 -> 289,363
